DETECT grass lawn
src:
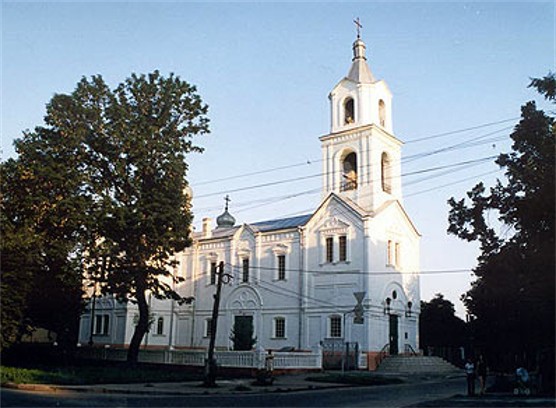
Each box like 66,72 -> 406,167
1,364 -> 203,386
305,372 -> 404,386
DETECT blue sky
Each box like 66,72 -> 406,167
2,1 -> 554,317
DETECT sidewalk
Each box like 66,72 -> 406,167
3,372 -> 353,396
407,393 -> 556,407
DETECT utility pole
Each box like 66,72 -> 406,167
204,261 -> 230,387
88,281 -> 97,346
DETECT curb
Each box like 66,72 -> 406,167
2,381 -> 347,396
3,382 -> 60,393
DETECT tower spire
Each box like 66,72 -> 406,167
347,18 -> 374,83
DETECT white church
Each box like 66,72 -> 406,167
78,32 -> 421,366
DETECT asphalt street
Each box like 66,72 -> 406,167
2,377 -> 465,408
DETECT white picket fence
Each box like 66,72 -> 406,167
76,347 -> 323,370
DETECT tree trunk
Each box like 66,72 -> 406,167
127,278 -> 149,365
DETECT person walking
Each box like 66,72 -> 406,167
465,358 -> 476,396
477,355 -> 487,395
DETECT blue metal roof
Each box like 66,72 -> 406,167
251,214 -> 312,232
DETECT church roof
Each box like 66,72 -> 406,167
251,214 -> 312,232
194,213 -> 312,241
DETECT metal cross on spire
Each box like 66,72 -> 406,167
353,17 -> 363,39
224,195 -> 231,211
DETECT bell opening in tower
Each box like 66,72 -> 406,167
381,152 -> 392,194
344,97 -> 355,124
341,152 -> 358,191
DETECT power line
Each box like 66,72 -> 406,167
198,156 -> 494,214
194,155 -> 496,200
403,127 -> 512,163
190,118 -> 515,191
194,159 -> 322,186
404,117 -> 518,144
192,125 -> 506,202
228,262 -> 473,276
405,169 -> 502,198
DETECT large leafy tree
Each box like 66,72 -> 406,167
0,161 -> 42,350
1,71 -> 208,363
419,294 -> 467,351
1,117 -> 90,350
447,73 -> 555,369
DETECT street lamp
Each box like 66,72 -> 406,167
405,301 -> 413,317
383,297 -> 391,315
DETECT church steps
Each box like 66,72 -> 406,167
376,355 -> 462,374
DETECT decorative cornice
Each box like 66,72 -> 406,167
319,123 -> 402,146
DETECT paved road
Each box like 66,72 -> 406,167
1,377 -> 464,407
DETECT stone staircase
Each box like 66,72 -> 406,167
376,355 -> 462,374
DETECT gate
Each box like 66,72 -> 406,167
321,339 -> 359,370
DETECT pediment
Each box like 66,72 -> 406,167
233,224 -> 256,247
318,217 -> 350,234
304,193 -> 365,233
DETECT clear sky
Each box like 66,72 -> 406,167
2,1 -> 554,317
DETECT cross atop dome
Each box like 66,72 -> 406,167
353,17 -> 363,39
216,195 -> 235,229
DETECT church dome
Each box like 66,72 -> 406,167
216,195 -> 235,228
216,209 -> 235,229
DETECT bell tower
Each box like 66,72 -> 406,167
320,24 -> 403,213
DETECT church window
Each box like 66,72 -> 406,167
210,262 -> 217,285
387,240 -> 394,265
274,317 -> 286,339
242,258 -> 250,283
325,237 -> 334,263
381,152 -> 392,194
205,318 -> 213,338
344,97 -> 355,124
329,315 -> 342,338
156,317 -> 164,335
339,235 -> 347,262
277,255 -> 286,280
379,99 -> 386,127
341,152 -> 357,191
387,240 -> 401,267
94,314 -> 110,335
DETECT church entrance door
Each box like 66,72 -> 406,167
231,315 -> 255,351
389,314 -> 399,355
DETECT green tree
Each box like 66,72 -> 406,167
2,71 -> 208,363
419,294 -> 467,351
0,161 -> 42,350
1,115 -> 89,350
447,73 -> 555,369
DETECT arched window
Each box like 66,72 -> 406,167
344,97 -> 355,124
381,152 -> 392,193
157,317 -> 164,335
378,99 -> 386,127
341,152 -> 357,191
